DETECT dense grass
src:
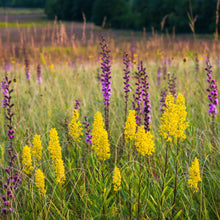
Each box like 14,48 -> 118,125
0,45 -> 219,219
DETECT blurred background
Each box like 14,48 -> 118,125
0,0 -> 219,34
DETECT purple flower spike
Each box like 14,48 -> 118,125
157,67 -> 162,85
159,88 -> 168,112
99,36 -> 112,132
123,52 -> 131,122
168,73 -> 177,97
205,64 -> 218,117
83,116 -> 92,145
25,57 -> 31,81
37,64 -> 42,84
1,75 -> 21,215
132,60 -> 151,130
74,99 -> 81,110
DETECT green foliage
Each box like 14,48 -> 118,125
92,0 -> 134,28
43,0 -> 220,33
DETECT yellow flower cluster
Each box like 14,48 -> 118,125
35,168 -> 46,194
135,126 -> 155,156
48,128 -> 62,162
55,159 -> 66,184
188,157 -> 201,192
124,110 -> 137,143
91,111 -> 110,161
48,128 -> 65,184
32,134 -> 42,161
22,145 -> 34,175
69,109 -> 83,143
112,166 -> 121,191
160,93 -> 188,142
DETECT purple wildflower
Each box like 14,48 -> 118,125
1,75 -> 21,215
37,64 -> 42,84
168,73 -> 177,97
100,36 -> 112,133
205,64 -> 218,117
1,79 -> 9,108
82,116 -> 92,145
132,61 -> 148,127
157,67 -> 162,85
159,88 -> 167,112
25,57 -> 30,80
163,57 -> 167,80
74,99 -> 81,110
123,52 -> 131,122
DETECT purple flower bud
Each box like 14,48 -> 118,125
5,168 -> 9,173
4,201 -> 9,206
2,208 -> 7,214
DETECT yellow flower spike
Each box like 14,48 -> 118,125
55,158 -> 66,184
112,166 -> 121,191
35,169 -> 46,194
32,134 -> 42,162
69,109 -> 83,143
48,128 -> 62,162
124,110 -> 137,143
135,126 -> 155,156
159,93 -> 188,142
91,111 -> 110,162
22,145 -> 34,175
188,157 -> 201,192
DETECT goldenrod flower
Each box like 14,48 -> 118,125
188,157 -> 201,192
124,110 -> 136,143
35,169 -> 46,194
22,145 -> 34,175
113,166 -> 121,191
55,158 -> 66,184
91,111 -> 110,161
48,128 -> 65,184
48,128 -> 62,162
32,134 -> 42,161
160,93 -> 188,142
135,126 -> 155,156
69,109 -> 83,143
175,94 -> 189,141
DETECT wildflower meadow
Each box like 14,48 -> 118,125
0,9 -> 220,220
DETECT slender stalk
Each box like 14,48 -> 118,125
137,155 -> 142,220
211,114 -> 216,148
172,139 -> 180,218
102,162 -> 105,217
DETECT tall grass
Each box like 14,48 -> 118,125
0,30 -> 220,219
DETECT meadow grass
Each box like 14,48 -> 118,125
0,31 -> 220,219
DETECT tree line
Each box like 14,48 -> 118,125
1,0 -> 219,34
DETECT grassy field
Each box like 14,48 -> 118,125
0,8 -> 220,220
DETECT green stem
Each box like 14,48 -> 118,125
137,155 -> 142,220
172,139 -> 180,218
160,141 -> 169,213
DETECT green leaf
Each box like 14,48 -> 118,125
174,209 -> 184,220
147,198 -> 157,214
